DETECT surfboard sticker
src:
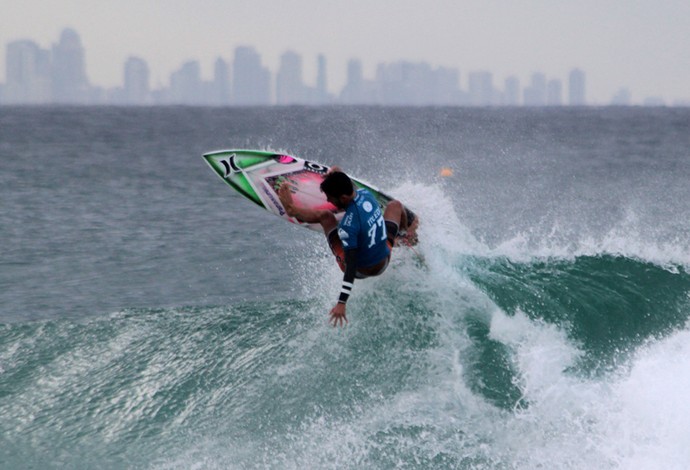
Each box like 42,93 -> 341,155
203,149 -> 411,233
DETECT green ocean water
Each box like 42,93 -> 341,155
1,107 -> 689,469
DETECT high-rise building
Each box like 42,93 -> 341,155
276,50 -> 304,105
433,66 -> 460,105
642,96 -> 665,106
503,76 -> 520,106
51,28 -> 90,103
123,56 -> 149,104
315,54 -> 329,104
370,61 -> 460,106
340,58 -> 365,104
170,60 -> 201,104
611,87 -> 631,106
377,61 -> 429,105
568,68 -> 586,105
232,46 -> 271,105
547,79 -> 562,106
468,71 -> 494,106
213,57 -> 231,105
4,40 -> 51,104
523,73 -> 547,106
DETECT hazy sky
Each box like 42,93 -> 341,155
2,0 -> 689,104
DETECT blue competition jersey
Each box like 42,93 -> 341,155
337,189 -> 390,268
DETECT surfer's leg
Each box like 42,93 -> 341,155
327,228 -> 347,272
401,207 -> 419,246
382,200 -> 403,251
384,199 -> 418,246
383,200 -> 406,229
383,199 -> 406,246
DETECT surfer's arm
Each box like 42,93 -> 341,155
329,249 -> 355,327
330,249 -> 356,327
338,249 -> 358,304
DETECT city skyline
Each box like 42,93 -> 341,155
1,1 -> 689,105
0,28 -> 686,107
0,29 -> 586,106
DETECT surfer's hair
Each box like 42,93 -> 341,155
321,171 -> 353,198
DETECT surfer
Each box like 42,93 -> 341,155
278,168 -> 417,327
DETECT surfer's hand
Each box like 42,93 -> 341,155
327,166 -> 343,174
329,303 -> 348,327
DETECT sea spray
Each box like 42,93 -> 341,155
2,106 -> 689,469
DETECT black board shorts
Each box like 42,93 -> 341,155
327,221 -> 398,277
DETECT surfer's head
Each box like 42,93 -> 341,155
321,171 -> 354,209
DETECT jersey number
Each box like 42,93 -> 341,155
367,217 -> 386,248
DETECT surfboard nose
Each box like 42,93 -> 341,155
203,151 -> 238,179
202,152 -> 222,176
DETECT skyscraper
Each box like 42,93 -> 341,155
213,57 -> 231,105
523,73 -> 547,106
123,56 -> 149,104
316,54 -> 328,104
377,61 -> 442,105
51,28 -> 90,103
503,76 -> 520,106
611,87 -> 631,106
170,60 -> 201,104
568,68 -> 586,106
376,61 -> 408,105
547,79 -> 562,106
340,58 -> 365,104
468,71 -> 494,106
433,67 -> 460,105
276,50 -> 304,105
4,40 -> 51,103
232,46 -> 271,105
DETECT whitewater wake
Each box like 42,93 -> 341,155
1,183 -> 688,469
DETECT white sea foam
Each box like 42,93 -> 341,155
370,183 -> 690,469
489,211 -> 690,269
169,180 -> 690,469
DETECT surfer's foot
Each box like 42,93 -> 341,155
278,183 -> 298,217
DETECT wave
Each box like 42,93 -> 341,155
465,253 -> 689,374
2,183 -> 689,469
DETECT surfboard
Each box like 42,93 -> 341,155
202,149 -> 416,234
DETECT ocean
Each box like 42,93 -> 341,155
1,106 -> 689,469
